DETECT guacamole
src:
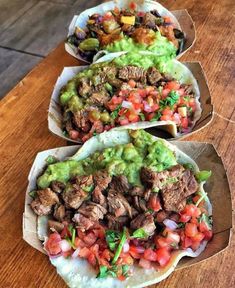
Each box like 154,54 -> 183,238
106,32 -> 177,60
37,130 -> 177,189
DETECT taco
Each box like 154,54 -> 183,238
27,129 -> 213,287
66,0 -> 185,63
55,52 -> 201,143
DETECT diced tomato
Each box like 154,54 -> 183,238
129,1 -> 137,10
93,226 -> 105,239
144,248 -> 158,262
79,247 -> 90,258
62,250 -> 73,258
191,232 -> 205,242
101,249 -> 111,261
181,117 -> 189,129
203,230 -> 213,241
139,258 -> 152,269
87,253 -> 96,266
77,229 -> 86,240
132,103 -> 143,110
162,107 -> 173,116
185,223 -> 198,237
118,275 -> 126,281
198,221 -> 210,233
45,233 -> 62,255
160,115 -> 172,121
164,16 -> 173,24
165,81 -> 180,91
190,216 -> 198,224
127,111 -> 139,123
162,88 -> 170,98
179,213 -> 191,223
74,237 -> 86,249
177,88 -> 185,96
151,104 -> 159,111
145,86 -> 155,94
99,258 -> 110,267
146,112 -> 155,121
138,89 -> 147,98
155,236 -> 169,249
128,79 -> 136,88
182,204 -> 201,218
148,195 -> 162,212
129,245 -> 144,259
69,130 -> 79,140
113,95 -> 123,105
156,247 -> 171,267
118,108 -> 127,116
60,226 -> 71,238
83,232 -> 97,246
180,231 -> 193,249
166,231 -> 180,244
120,253 -> 134,265
128,92 -> 142,104
90,244 -> 99,257
119,118 -> 129,126
193,195 -> 201,204
191,241 -> 201,251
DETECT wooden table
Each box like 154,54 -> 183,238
0,0 -> 234,287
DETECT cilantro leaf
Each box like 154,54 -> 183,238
29,190 -> 37,199
105,230 -> 121,251
150,111 -> 161,122
110,104 -> 122,119
112,228 -> 127,264
196,170 -> 212,182
160,90 -> 179,108
132,228 -> 148,239
96,266 -> 108,278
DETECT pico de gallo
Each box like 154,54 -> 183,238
67,2 -> 185,62
30,130 -> 212,280
60,56 -> 198,142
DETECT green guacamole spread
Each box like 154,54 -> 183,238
106,32 -> 177,59
37,130 -> 177,189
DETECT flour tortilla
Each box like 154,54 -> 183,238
48,52 -> 201,143
65,0 -> 181,63
36,129 -> 212,288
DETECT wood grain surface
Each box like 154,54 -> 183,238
0,0 -> 234,287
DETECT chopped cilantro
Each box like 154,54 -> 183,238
132,228 -> 148,239
110,104 -> 122,119
196,170 -> 212,182
105,230 -> 121,251
160,90 -> 179,108
139,113 -> 145,121
29,190 -> 37,199
150,111 -> 161,122
46,155 -> 58,165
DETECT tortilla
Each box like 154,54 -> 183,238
65,0 -> 190,63
48,51 -> 201,143
26,129 -> 212,287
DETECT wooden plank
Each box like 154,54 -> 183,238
0,0 -> 234,287
0,0 -> 100,56
0,47 -> 42,99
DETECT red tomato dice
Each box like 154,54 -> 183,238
144,248 -> 158,262
185,223 -> 198,237
156,247 -> 171,267
69,130 -> 79,140
45,233 -> 62,255
203,230 -> 213,241
191,232 -> 205,242
165,81 -> 180,91
139,258 -> 152,269
181,117 -> 189,129
148,195 -> 162,212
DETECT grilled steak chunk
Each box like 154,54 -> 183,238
129,186 -> 144,197
106,214 -> 129,231
147,67 -> 162,85
156,210 -> 170,222
73,213 -> 96,231
73,110 -> 91,132
78,201 -> 107,221
78,79 -> 92,97
48,220 -> 64,233
37,188 -> 59,206
30,198 -> 52,216
110,175 -> 130,194
130,213 -> 156,236
89,91 -> 110,106
107,189 -> 132,218
93,170 -> 112,191
161,169 -> 198,212
53,204 -> 66,222
73,174 -> 93,189
50,181 -> 65,194
119,66 -> 146,81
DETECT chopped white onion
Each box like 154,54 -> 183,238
122,101 -> 133,109
72,247 -> 80,258
123,242 -> 130,253
163,219 -> 178,230
59,239 -> 71,252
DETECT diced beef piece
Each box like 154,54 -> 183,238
109,175 -> 130,194
103,65 -> 118,79
159,26 -> 179,48
118,66 -> 146,82
53,204 -> 66,222
77,201 -> 107,221
73,174 -> 93,189
48,220 -> 64,233
93,170 -> 112,191
106,214 -> 129,231
156,210 -> 170,223
37,188 -> 59,206
65,117 -> 73,133
169,212 -> 180,222
73,110 -> 91,132
143,189 -> 151,202
129,186 -> 144,197
92,186 -> 107,208
143,12 -> 157,29
30,198 -> 52,216
50,181 -> 65,194
140,167 -> 163,188
121,24 -> 135,36
78,79 -> 92,97
130,213 -> 156,236
168,164 -> 184,178
161,170 -> 198,212
73,213 -> 96,231
147,67 -> 163,85
89,91 -> 110,106
63,181 -> 88,210
120,82 -> 132,90
107,189 -> 132,218
131,207 -> 139,218
133,196 -> 147,212
107,78 -> 123,88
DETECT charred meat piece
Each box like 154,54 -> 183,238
73,213 -> 96,231
92,186 -> 107,208
73,174 -> 93,189
107,189 -> 132,218
103,65 -> 118,79
129,186 -> 144,197
143,189 -> 151,202
63,181 -> 89,210
77,201 -> 107,221
168,164 -> 184,178
50,181 -> 65,194
37,188 -> 59,206
48,220 -> 64,233
88,91 -> 110,106
133,196 -> 147,212
93,170 -> 112,191
118,66 -> 146,81
73,110 -> 91,132
130,213 -> 156,236
53,204 -> 66,222
30,198 -> 52,216
109,175 -> 130,194
78,79 -> 92,97
106,214 -> 129,231
140,167 -> 162,188
161,170 -> 198,212
155,210 -> 170,223
143,12 -> 158,29
147,67 -> 163,85
65,117 -> 73,133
